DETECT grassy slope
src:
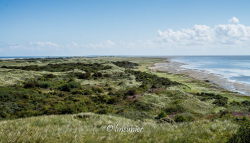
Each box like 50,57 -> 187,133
0,113 -> 237,143
0,57 -> 249,143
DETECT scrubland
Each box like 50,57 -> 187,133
0,57 -> 249,143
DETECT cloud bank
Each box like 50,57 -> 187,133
157,17 -> 250,46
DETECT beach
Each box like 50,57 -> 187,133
151,59 -> 250,96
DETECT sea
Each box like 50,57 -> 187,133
171,56 -> 250,86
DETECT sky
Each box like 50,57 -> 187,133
1,0 -> 250,56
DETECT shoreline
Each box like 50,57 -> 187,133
151,59 -> 250,96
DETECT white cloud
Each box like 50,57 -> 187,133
157,17 -> 250,46
87,40 -> 116,49
214,24 -> 250,44
158,24 -> 213,44
29,41 -> 60,48
229,17 -> 240,24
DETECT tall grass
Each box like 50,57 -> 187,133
0,113 -> 238,143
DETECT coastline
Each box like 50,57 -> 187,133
151,59 -> 250,96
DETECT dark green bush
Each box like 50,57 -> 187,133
2,62 -> 112,72
43,74 -> 56,78
174,114 -> 194,122
37,81 -> 50,88
174,115 -> 186,122
93,72 -> 103,78
213,98 -> 228,106
196,92 -> 228,106
228,121 -> 250,143
23,80 -> 51,89
241,100 -> 250,106
91,95 -> 110,103
58,81 -> 81,92
74,72 -> 92,79
134,101 -> 152,111
230,101 -> 241,106
92,86 -> 104,94
126,70 -> 179,90
155,112 -> 166,119
165,105 -> 185,114
125,88 -> 141,96
112,61 -> 139,68
23,80 -> 39,88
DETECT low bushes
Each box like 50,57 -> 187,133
23,80 -> 51,89
1,62 -> 112,72
241,100 -> 250,106
155,112 -> 167,119
196,92 -> 228,106
74,72 -> 91,79
126,70 -> 179,91
112,61 -> 139,68
58,81 -> 81,92
228,121 -> 250,143
213,98 -> 228,106
165,105 -> 186,114
174,114 -> 195,122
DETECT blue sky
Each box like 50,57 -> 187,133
1,0 -> 250,56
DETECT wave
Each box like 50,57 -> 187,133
172,56 -> 250,85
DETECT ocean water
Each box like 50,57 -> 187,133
171,56 -> 250,85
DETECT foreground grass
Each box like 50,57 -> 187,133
0,113 -> 238,143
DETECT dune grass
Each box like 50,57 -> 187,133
0,57 -> 249,142
0,113 -> 239,143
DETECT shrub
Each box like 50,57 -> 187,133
126,70 -> 179,90
174,114 -> 194,122
196,92 -> 228,106
23,80 -> 39,88
71,89 -> 85,95
155,112 -> 166,119
107,96 -> 120,104
241,101 -> 250,106
165,105 -> 185,114
95,105 -> 112,114
23,80 -> 51,89
126,89 -> 139,96
112,61 -> 139,68
43,74 -> 56,78
83,89 -> 94,95
92,86 -> 104,94
174,115 -> 186,122
91,95 -> 110,103
58,81 -> 81,92
2,62 -> 112,72
134,101 -> 152,111
230,101 -> 241,106
74,72 -> 92,79
92,72 -> 103,78
228,121 -> 250,143
37,81 -> 50,88
213,98 -> 228,106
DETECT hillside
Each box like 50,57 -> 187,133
0,57 -> 249,143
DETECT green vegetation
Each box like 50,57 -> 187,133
112,61 -> 139,68
0,113 -> 239,143
196,92 -> 228,106
228,121 -> 250,143
1,62 -> 112,72
0,57 -> 250,143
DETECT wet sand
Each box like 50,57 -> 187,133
151,59 -> 250,96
